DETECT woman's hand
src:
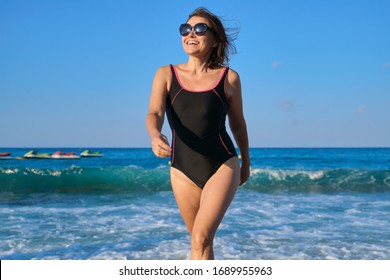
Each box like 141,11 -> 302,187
151,133 -> 171,158
240,163 -> 250,185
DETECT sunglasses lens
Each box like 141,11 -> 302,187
179,24 -> 191,36
194,23 -> 207,35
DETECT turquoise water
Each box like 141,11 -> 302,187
1,148 -> 390,259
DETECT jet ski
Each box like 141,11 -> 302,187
24,150 -> 52,159
52,151 -> 81,159
80,150 -> 104,157
0,152 -> 12,159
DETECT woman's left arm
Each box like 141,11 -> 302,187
226,69 -> 250,185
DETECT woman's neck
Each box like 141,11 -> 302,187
185,56 -> 212,73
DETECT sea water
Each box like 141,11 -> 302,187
1,148 -> 390,260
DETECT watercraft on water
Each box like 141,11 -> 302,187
80,150 -> 104,157
52,151 -> 80,159
24,150 -> 52,159
0,152 -> 12,159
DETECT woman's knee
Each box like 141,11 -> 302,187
191,231 -> 213,251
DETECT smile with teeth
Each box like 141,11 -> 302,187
187,41 -> 199,45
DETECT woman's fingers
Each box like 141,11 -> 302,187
152,134 -> 171,158
239,165 -> 250,185
152,145 -> 171,158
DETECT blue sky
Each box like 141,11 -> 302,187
1,0 -> 389,147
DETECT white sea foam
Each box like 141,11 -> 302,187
1,189 -> 390,260
250,168 -> 325,180
49,170 -> 62,176
2,168 -> 19,174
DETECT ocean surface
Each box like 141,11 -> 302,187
1,148 -> 390,260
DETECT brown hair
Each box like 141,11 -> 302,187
188,7 -> 238,68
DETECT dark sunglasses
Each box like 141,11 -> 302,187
179,23 -> 212,36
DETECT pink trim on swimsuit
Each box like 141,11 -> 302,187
219,133 -> 233,156
172,66 -> 227,92
212,89 -> 224,108
171,88 -> 183,105
171,130 -> 176,164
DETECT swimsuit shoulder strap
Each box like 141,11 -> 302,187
213,67 -> 229,94
220,67 -> 229,87
170,64 -> 182,92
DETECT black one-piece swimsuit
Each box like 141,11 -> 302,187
165,65 -> 237,188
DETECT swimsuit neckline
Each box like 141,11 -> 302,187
172,65 -> 227,93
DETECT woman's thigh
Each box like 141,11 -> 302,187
193,157 -> 240,237
170,167 -> 202,234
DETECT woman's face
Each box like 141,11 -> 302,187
181,16 -> 217,58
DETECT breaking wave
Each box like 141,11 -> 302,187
1,166 -> 390,194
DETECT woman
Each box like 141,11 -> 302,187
146,7 -> 250,260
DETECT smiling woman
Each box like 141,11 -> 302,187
146,7 -> 250,260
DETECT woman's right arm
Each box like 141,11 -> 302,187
146,66 -> 172,158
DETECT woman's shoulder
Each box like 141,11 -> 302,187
153,65 -> 173,81
224,67 -> 242,99
155,64 -> 173,74
226,67 -> 239,77
152,65 -> 174,93
226,67 -> 241,85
